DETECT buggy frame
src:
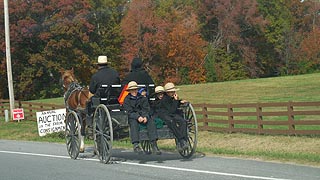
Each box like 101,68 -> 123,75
65,84 -> 198,163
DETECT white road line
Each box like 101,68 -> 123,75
121,162 -> 291,180
0,150 -> 291,180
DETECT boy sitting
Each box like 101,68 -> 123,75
157,82 -> 189,152
123,81 -> 161,155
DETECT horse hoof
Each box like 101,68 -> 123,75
80,147 -> 85,153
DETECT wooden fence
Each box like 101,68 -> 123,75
1,99 -> 320,135
0,99 -> 65,120
193,101 -> 320,135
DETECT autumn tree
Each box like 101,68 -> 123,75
0,0 -> 125,100
199,0 -> 267,81
293,0 -> 320,73
121,0 -> 207,84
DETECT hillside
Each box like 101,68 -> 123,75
179,73 -> 320,104
31,73 -> 320,105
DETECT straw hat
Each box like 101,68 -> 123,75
155,86 -> 165,94
126,81 -> 139,90
97,56 -> 108,65
164,82 -> 179,92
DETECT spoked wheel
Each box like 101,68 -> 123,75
93,104 -> 113,164
65,110 -> 81,159
141,140 -> 152,154
178,103 -> 198,158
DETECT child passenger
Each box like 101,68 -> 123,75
123,81 -> 161,155
157,82 -> 189,152
150,86 -> 165,117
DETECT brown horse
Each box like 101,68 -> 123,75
60,68 -> 91,152
60,68 -> 91,110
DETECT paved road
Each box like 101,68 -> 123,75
0,140 -> 319,180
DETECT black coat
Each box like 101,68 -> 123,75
121,58 -> 154,85
89,66 -> 120,94
123,93 -> 150,120
150,96 -> 161,116
158,94 -> 181,115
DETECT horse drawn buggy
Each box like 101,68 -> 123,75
61,69 -> 198,164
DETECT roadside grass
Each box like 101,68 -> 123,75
1,120 -> 319,166
1,73 -> 320,166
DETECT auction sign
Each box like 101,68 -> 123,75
36,109 -> 66,137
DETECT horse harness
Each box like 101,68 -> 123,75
64,81 -> 86,111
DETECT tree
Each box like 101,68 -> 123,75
257,0 -> 313,75
87,0 -> 126,77
297,27 -> 320,72
199,0 -> 267,80
121,0 -> 207,84
0,0 -> 124,100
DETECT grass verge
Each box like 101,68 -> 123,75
1,120 -> 319,167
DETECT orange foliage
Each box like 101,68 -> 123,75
299,28 -> 320,67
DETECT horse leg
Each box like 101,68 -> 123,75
80,135 -> 85,153
80,115 -> 86,153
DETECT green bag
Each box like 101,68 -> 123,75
139,117 -> 164,130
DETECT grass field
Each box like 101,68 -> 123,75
1,73 -> 320,166
178,73 -> 320,104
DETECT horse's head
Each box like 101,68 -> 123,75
60,68 -> 77,91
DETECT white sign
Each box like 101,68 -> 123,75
36,109 -> 66,137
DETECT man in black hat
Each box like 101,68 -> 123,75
86,56 -> 120,130
89,55 -> 120,95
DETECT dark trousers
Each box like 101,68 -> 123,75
159,113 -> 187,140
128,115 -> 158,144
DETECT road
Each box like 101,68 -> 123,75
0,140 -> 319,180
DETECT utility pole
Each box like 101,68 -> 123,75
4,0 -> 15,119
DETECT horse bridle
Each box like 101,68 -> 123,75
62,75 -> 75,89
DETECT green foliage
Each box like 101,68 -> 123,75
209,48 -> 247,82
88,0 -> 126,74
204,45 -> 217,82
258,0 -> 292,50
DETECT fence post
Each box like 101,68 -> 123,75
288,101 -> 295,135
202,104 -> 208,130
256,103 -> 263,135
28,103 -> 32,119
228,104 -> 234,133
5,109 -> 9,122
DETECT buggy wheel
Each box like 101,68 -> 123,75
178,103 -> 198,158
65,110 -> 81,159
141,140 -> 152,154
93,104 -> 113,164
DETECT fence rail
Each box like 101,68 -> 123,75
1,99 -> 320,135
0,99 -> 65,121
193,101 -> 320,135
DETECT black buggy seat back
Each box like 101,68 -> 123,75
92,83 -> 155,107
137,84 -> 155,102
92,84 -> 122,108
